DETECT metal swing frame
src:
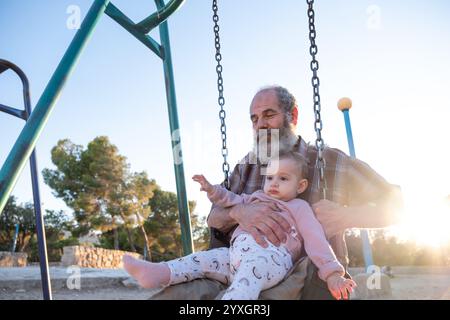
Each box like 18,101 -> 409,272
0,0 -> 192,300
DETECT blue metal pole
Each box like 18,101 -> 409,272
339,99 -> 374,271
11,224 -> 19,253
24,86 -> 53,301
342,111 -> 356,156
0,0 -> 110,214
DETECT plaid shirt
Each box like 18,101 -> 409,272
209,136 -> 396,268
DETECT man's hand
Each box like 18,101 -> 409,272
311,199 -> 350,238
326,273 -> 357,300
230,202 -> 291,248
192,174 -> 213,193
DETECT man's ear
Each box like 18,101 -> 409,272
297,178 -> 308,194
291,106 -> 299,126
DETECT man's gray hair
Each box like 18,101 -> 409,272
256,85 -> 297,116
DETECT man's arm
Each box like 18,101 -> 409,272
343,153 -> 404,229
312,185 -> 403,237
312,151 -> 404,238
207,204 -> 238,233
345,184 -> 403,228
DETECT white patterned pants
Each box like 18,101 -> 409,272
166,234 -> 293,300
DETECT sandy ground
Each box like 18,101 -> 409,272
1,287 -> 155,300
1,266 -> 450,300
389,274 -> 450,299
348,266 -> 450,300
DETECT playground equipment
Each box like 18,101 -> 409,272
10,223 -> 19,253
0,0 -> 190,300
0,0 -> 376,300
0,59 -> 52,300
338,97 -> 375,270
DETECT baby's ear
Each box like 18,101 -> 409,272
297,178 -> 308,194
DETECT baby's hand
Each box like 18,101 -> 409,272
326,272 -> 357,300
192,175 -> 213,193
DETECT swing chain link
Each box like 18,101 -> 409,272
212,0 -> 230,189
307,0 -> 327,199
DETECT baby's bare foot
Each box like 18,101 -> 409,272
123,255 -> 170,289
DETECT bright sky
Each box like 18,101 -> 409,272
1,0 -> 450,247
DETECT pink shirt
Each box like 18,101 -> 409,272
207,185 -> 345,281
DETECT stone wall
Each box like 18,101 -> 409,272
0,252 -> 27,267
61,246 -> 142,269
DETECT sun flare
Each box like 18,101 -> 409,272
392,192 -> 450,247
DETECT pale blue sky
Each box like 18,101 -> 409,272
1,0 -> 450,245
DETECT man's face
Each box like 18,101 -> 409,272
250,89 -> 285,131
249,89 -> 298,159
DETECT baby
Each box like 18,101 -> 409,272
123,151 -> 356,300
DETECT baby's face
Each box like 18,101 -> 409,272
263,158 -> 305,202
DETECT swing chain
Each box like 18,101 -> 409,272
307,0 -> 327,199
212,0 -> 230,189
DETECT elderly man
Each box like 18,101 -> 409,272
151,85 -> 403,300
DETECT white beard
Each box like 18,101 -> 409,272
250,124 -> 298,165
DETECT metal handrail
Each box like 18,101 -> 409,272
0,59 -> 53,300
0,59 -> 30,120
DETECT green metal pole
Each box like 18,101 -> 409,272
105,3 -> 164,59
155,0 -> 194,255
0,0 -> 110,213
137,0 -> 185,33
